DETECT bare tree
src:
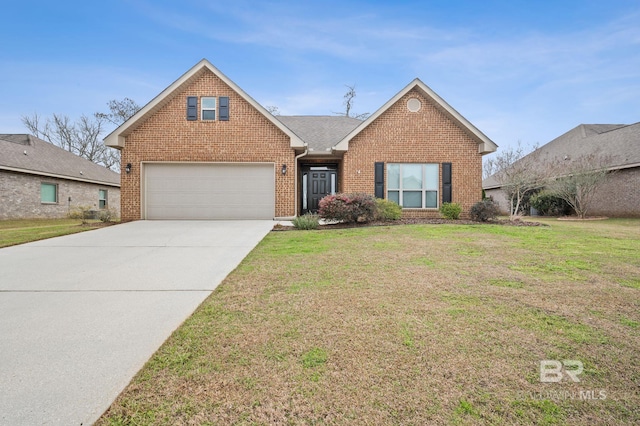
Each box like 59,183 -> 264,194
95,97 -> 141,126
334,84 -> 369,119
546,153 -> 613,219
22,98 -> 141,171
22,113 -> 120,169
265,105 -> 280,115
484,141 -> 546,220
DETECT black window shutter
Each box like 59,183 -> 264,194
186,96 -> 198,121
219,96 -> 229,121
442,162 -> 452,203
374,162 -> 384,199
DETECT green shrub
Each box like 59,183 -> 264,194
375,198 -> 402,221
319,193 -> 377,223
68,205 -> 93,224
97,208 -> 119,223
469,199 -> 499,222
292,213 -> 320,230
530,190 -> 573,216
439,202 -> 462,220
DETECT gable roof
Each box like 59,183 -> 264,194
332,78 -> 498,155
104,59 -> 305,150
482,122 -> 640,189
0,134 -> 120,186
276,116 -> 362,154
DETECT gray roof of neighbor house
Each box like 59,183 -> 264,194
0,134 -> 120,186
483,122 -> 640,189
276,116 -> 362,153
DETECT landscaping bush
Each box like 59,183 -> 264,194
375,198 -> 402,221
97,208 -> 119,223
439,202 -> 462,220
469,199 -> 500,222
318,193 -> 377,223
292,213 -> 320,230
530,190 -> 573,216
68,205 -> 93,224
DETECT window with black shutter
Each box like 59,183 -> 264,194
186,96 -> 198,121
374,162 -> 384,199
442,162 -> 452,203
219,96 -> 229,121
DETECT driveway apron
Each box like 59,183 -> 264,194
0,220 -> 273,425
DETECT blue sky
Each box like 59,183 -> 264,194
1,0 -> 639,154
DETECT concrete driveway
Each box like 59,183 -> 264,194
0,220 -> 274,425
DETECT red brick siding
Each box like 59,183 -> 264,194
342,88 -> 483,218
120,69 -> 296,221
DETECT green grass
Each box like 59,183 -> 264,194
301,347 -> 328,369
0,218 -> 110,248
98,218 -> 640,425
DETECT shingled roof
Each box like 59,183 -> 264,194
276,116 -> 362,153
483,122 -> 640,189
0,134 -> 120,186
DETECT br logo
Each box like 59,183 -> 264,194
540,360 -> 584,383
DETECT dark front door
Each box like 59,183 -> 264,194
302,167 -> 337,213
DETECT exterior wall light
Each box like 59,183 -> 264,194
281,164 -> 287,175
125,163 -> 132,174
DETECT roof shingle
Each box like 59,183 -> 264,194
276,115 -> 362,152
0,134 -> 120,186
483,122 -> 640,189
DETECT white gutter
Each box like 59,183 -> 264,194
294,148 -> 309,217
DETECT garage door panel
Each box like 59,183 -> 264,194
144,163 -> 275,220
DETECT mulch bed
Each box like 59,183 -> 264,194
274,217 -> 546,231
557,216 -> 608,221
79,221 -> 118,229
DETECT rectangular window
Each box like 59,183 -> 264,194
41,183 -> 58,203
386,163 -> 439,209
201,97 -> 216,120
99,189 -> 108,209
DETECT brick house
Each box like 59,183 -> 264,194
105,59 -> 497,221
483,123 -> 640,217
0,134 -> 120,219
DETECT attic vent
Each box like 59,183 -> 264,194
407,98 -> 421,112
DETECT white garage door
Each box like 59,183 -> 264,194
144,163 -> 275,220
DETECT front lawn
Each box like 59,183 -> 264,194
0,218 -> 108,248
99,219 -> 640,425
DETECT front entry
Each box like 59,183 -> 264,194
301,166 -> 338,214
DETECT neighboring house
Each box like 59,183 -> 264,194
483,123 -> 640,217
0,134 -> 120,219
104,59 -> 497,221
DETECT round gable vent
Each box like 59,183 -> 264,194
407,98 -> 421,112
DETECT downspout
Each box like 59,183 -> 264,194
293,147 -> 309,217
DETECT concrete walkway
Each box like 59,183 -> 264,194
0,220 -> 274,425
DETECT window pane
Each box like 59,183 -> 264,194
202,110 -> 216,120
41,183 -> 57,203
402,164 -> 422,189
330,174 -> 336,195
201,97 -> 216,109
387,164 -> 400,189
403,191 -> 422,208
426,191 -> 438,208
388,191 -> 399,204
302,174 -> 308,210
425,164 -> 439,190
